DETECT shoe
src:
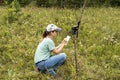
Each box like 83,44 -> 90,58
54,68 -> 57,72
47,68 -> 56,76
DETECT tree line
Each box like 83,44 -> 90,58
1,0 -> 120,8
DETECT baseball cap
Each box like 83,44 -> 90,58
46,24 -> 62,32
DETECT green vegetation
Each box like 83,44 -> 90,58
1,0 -> 120,7
0,6 -> 120,79
36,0 -> 120,7
3,0 -> 21,24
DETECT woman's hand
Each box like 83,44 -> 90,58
53,37 -> 69,54
62,38 -> 68,45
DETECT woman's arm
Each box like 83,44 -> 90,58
52,38 -> 68,54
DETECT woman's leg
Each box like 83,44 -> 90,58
36,53 -> 66,75
44,53 -> 66,69
35,61 -> 46,72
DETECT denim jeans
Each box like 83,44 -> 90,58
36,53 -> 66,72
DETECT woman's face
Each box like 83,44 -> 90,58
51,31 -> 57,37
50,31 -> 57,38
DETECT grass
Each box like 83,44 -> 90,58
0,6 -> 120,80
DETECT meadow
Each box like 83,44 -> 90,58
0,6 -> 120,80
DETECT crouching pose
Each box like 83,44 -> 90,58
34,24 -> 68,76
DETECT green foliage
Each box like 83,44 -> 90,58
36,0 -> 58,7
18,0 -> 33,7
4,0 -> 13,5
66,0 -> 83,8
2,0 -> 21,24
3,0 -> 120,8
0,6 -> 120,79
4,0 -> 32,7
110,0 -> 120,6
36,0 -> 48,7
36,0 -> 120,8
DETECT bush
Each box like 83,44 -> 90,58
3,0 -> 21,24
110,0 -> 120,6
36,0 -> 49,7
4,0 -> 32,7
36,0 -> 120,8
18,0 -> 33,7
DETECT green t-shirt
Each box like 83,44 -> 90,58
34,37 -> 55,63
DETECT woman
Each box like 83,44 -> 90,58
34,24 -> 68,76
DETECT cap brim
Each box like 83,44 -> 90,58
55,28 -> 62,32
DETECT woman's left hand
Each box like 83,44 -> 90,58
62,38 -> 68,45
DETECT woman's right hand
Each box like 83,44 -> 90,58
62,38 -> 68,45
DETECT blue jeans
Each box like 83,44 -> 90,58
36,53 -> 66,72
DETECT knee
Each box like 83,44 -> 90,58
60,53 -> 66,60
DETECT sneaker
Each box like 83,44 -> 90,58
54,68 -> 57,72
47,68 -> 56,76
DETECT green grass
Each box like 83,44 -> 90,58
0,6 -> 120,80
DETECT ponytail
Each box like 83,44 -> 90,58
42,30 -> 49,38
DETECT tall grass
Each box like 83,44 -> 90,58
0,6 -> 120,80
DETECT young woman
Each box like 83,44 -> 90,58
34,24 -> 68,76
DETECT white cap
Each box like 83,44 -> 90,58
46,24 -> 62,32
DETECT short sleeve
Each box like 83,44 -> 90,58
47,39 -> 55,51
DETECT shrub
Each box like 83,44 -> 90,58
3,0 -> 21,24
4,0 -> 32,7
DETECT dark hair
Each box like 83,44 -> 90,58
42,30 -> 48,38
42,30 -> 57,38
